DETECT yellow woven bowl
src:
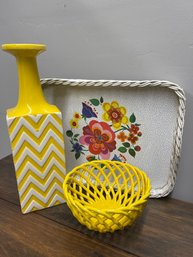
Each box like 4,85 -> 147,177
63,160 -> 151,233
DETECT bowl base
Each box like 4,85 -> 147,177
91,198 -> 121,210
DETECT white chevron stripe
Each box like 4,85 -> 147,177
21,183 -> 63,208
27,114 -> 44,123
47,194 -> 65,207
23,200 -> 43,213
17,158 -> 65,184
6,116 -> 15,126
24,195 -> 65,213
28,112 -> 61,122
12,129 -> 65,156
7,113 -> 62,128
53,112 -> 62,118
15,144 -> 65,170
19,171 -> 64,196
9,115 -> 63,141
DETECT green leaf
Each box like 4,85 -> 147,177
118,147 -> 127,153
66,130 -> 73,137
74,138 -> 78,141
87,156 -> 96,161
74,134 -> 80,137
129,148 -> 136,158
130,113 -> 136,123
90,98 -> 100,106
135,123 -> 141,126
100,97 -> 104,103
75,152 -> 81,160
122,142 -> 130,148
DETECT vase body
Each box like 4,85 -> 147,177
2,44 -> 66,214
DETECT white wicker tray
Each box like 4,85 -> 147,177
41,79 -> 185,198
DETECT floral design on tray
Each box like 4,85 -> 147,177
66,97 -> 142,162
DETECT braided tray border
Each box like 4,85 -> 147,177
41,78 -> 186,198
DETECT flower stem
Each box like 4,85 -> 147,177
114,129 -> 123,133
114,126 -> 129,133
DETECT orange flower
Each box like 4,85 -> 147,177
117,131 -> 127,142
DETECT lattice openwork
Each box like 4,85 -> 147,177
63,160 -> 151,233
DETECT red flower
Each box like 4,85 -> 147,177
80,120 -> 116,159
130,124 -> 139,135
135,145 -> 141,152
127,133 -> 138,144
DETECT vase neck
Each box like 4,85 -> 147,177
2,44 -> 59,118
16,55 -> 46,110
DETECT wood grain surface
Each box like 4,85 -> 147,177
0,199 -> 135,257
1,155 -> 193,257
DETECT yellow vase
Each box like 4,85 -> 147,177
2,44 -> 66,214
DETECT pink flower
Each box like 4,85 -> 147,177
80,120 -> 116,159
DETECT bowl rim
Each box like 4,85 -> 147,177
63,160 -> 151,213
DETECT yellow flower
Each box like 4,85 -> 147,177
73,112 -> 81,120
70,119 -> 79,129
102,101 -> 128,129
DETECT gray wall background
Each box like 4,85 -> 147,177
0,0 -> 193,203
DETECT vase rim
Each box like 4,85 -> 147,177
2,44 -> 46,51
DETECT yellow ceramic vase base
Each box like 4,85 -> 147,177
7,112 -> 66,214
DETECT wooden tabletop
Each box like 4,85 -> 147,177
0,155 -> 193,257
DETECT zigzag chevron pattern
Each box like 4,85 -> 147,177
7,112 -> 66,214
